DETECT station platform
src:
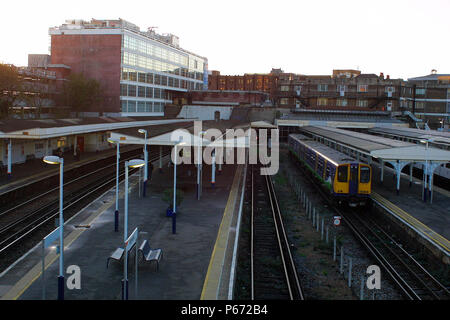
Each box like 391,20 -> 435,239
0,144 -> 138,194
0,156 -> 245,300
370,162 -> 450,261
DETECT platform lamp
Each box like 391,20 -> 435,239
172,141 -> 186,234
43,155 -> 65,300
123,159 -> 145,300
138,129 -> 148,197
197,131 -> 206,200
108,138 -> 121,232
420,138 -> 433,202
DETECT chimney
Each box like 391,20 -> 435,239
386,75 -> 390,80
380,72 -> 384,79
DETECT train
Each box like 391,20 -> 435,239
288,134 -> 372,207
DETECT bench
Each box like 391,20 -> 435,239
138,240 -> 163,271
106,243 -> 136,269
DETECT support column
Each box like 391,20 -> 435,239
429,169 -> 433,204
7,139 -> 12,180
423,163 -> 428,202
211,151 -> 216,187
380,159 -> 384,183
159,145 -> 163,173
396,164 -> 401,195
409,163 -> 413,187
45,139 -> 49,157
73,135 -> 77,156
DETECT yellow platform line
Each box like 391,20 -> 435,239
200,165 -> 243,300
372,192 -> 450,253
0,180 -> 136,300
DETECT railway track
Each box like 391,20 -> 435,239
250,164 -> 304,300
288,150 -> 450,300
0,148 -> 170,262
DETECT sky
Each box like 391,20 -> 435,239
1,0 -> 449,80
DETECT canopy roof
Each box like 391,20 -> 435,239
300,126 -> 450,163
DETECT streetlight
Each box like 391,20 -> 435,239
43,155 -> 64,300
420,138 -> 433,202
197,131 -> 206,200
138,129 -> 148,197
123,158 -> 145,300
172,141 -> 186,234
108,138 -> 121,232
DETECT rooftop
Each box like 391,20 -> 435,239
49,18 -> 207,61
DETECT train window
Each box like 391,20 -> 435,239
360,166 -> 371,183
337,165 -> 348,182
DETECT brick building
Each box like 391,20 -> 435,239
49,19 -> 208,116
208,69 -> 279,101
407,73 -> 450,128
277,70 -> 409,112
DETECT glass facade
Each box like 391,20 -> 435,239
120,32 -> 206,114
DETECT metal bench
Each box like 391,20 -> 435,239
106,243 -> 136,268
138,240 -> 163,271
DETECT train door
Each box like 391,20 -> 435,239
349,163 -> 358,195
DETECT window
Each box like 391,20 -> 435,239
415,101 -> 425,109
357,99 -> 368,107
336,99 -> 348,107
280,98 -> 289,105
127,85 -> 136,97
154,74 -> 161,85
121,100 -> 127,112
129,71 -> 137,82
120,84 -> 127,96
317,98 -> 328,106
138,73 -> 146,83
145,87 -> 153,98
127,100 -> 136,112
146,73 -> 153,84
137,101 -> 146,112
280,85 -> 289,92
337,165 -> 348,182
154,88 -> 161,99
385,86 -> 395,93
138,86 -> 146,97
146,101 -> 153,112
360,166 -> 370,183
318,84 -> 328,92
386,101 -> 393,111
358,84 -> 368,92
416,88 -> 426,95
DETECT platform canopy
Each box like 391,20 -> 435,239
109,122 -> 252,148
371,145 -> 450,162
368,127 -> 450,148
300,126 -> 450,163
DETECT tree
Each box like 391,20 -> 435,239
0,63 -> 23,119
64,73 -> 101,117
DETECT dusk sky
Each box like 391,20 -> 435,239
1,0 -> 449,79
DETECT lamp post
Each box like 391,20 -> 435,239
43,155 -> 64,300
123,159 -> 145,300
108,138 -> 120,232
197,131 -> 206,200
138,129 -> 148,197
420,138 -> 433,202
173,141 -> 186,234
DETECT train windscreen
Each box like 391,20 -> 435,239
337,165 -> 348,182
360,166 -> 371,183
